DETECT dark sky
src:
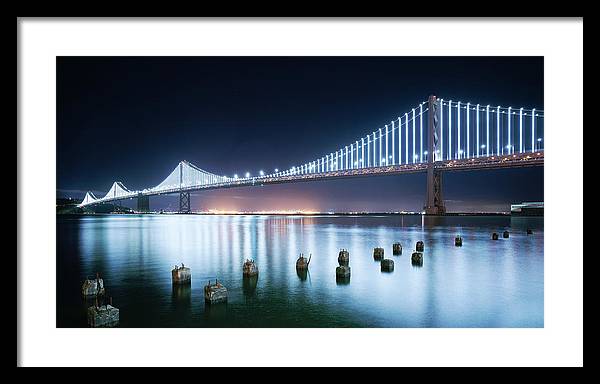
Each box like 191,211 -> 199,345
57,57 -> 543,212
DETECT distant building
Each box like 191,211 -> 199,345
511,202 -> 544,216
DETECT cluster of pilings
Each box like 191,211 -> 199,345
368,241 -> 432,270
492,231 -> 510,240
491,228 -> 533,240
374,246 -> 394,272
82,272 -> 119,327
80,226 -> 538,326
170,263 -> 230,305
410,240 -> 424,266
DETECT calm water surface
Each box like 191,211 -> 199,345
57,214 -> 543,327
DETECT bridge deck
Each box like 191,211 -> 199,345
82,152 -> 544,206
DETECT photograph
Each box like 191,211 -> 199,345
56,56 -> 544,328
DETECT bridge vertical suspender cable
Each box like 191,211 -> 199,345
457,101 -> 461,159
508,106 -> 512,154
466,102 -> 470,159
361,138 -> 365,168
497,106 -> 501,156
420,103 -> 423,163
448,101 -> 452,161
439,99 -> 443,161
531,108 -> 535,152
385,125 -> 389,166
520,107 -> 523,153
486,105 -> 489,157
392,120 -> 395,165
476,104 -> 480,158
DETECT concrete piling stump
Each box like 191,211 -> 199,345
455,236 -> 463,246
527,228 -> 533,235
338,249 -> 349,266
411,251 -> 423,266
172,263 -> 191,284
503,231 -> 510,238
492,232 -> 499,240
336,265 -> 351,278
296,253 -> 311,270
242,275 -> 258,295
380,259 -> 394,272
296,268 -> 308,281
81,272 -> 105,297
87,303 -> 119,327
243,259 -> 259,277
204,280 -> 228,304
415,241 -> 424,252
392,243 -> 402,255
373,247 -> 384,261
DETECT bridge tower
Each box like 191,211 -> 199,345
179,192 -> 191,213
424,95 -> 446,215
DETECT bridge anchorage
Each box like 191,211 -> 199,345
77,94 -> 544,214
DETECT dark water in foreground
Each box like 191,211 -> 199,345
57,214 -> 543,327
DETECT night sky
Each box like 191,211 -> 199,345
57,57 -> 544,212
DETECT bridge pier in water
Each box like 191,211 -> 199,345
137,195 -> 150,213
425,168 -> 446,215
179,192 -> 191,213
424,95 -> 447,215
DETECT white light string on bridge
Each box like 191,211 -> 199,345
79,96 -> 544,208
437,99 -> 544,161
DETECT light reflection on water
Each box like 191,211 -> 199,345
57,214 -> 543,327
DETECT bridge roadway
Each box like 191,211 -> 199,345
93,151 -> 544,205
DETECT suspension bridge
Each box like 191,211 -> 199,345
78,95 -> 544,214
